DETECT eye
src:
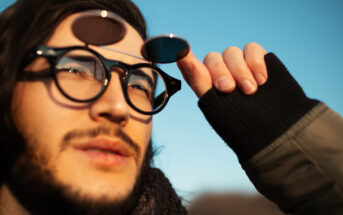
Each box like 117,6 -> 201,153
56,67 -> 95,81
128,81 -> 151,99
56,51 -> 105,82
127,69 -> 154,101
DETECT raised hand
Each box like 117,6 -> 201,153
177,42 -> 268,98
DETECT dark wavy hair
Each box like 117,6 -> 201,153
0,0 -> 151,183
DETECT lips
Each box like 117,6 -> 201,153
73,138 -> 132,167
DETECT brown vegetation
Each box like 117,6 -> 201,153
188,193 -> 287,215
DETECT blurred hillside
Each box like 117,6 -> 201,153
188,193 -> 287,215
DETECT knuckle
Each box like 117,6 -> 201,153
233,64 -> 248,75
248,58 -> 264,70
244,42 -> 260,51
244,42 -> 266,55
222,46 -> 241,57
203,52 -> 223,68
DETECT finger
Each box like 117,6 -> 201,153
243,42 -> 268,85
177,51 -> 212,98
222,47 -> 257,95
203,52 -> 236,93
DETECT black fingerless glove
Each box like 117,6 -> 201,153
198,53 -> 319,162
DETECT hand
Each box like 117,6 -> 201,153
177,42 -> 268,98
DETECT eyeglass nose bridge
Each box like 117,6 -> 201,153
93,56 -> 153,114
94,64 -> 132,113
100,60 -> 129,95
103,63 -> 152,115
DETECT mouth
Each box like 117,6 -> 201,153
73,138 -> 132,167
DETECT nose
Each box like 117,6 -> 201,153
89,72 -> 129,126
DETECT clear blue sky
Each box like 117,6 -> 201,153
132,0 -> 343,201
1,0 -> 343,202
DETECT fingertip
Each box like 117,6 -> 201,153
243,42 -> 267,54
177,50 -> 194,72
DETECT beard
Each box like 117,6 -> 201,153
3,126 -> 152,215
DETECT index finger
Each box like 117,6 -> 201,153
177,51 -> 212,98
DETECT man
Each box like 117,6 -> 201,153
0,0 -> 342,215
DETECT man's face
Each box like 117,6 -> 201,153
10,13 -> 152,204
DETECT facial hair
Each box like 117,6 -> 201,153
4,126 -> 152,215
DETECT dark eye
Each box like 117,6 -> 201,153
57,67 -> 80,74
56,52 -> 105,82
56,67 -> 77,73
128,83 -> 151,99
56,67 -> 97,82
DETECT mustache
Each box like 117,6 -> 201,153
60,126 -> 141,158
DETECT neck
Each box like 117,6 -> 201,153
0,185 -> 30,215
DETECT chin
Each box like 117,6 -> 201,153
6,149 -> 146,215
53,147 -> 140,197
67,177 -> 136,202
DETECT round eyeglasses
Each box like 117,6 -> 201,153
21,45 -> 181,115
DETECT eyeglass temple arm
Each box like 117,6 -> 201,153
19,69 -> 51,81
153,79 -> 181,109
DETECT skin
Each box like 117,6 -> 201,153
178,42 -> 267,97
3,13 -> 152,214
0,13 -> 268,215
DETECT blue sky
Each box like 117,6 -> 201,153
1,0 -> 343,201
133,0 -> 343,200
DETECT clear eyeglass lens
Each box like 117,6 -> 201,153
127,67 -> 167,112
55,49 -> 106,101
54,49 -> 168,113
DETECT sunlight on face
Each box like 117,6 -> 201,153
11,13 -> 152,202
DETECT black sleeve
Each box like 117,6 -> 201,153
198,53 -> 319,162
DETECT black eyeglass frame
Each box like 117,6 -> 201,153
21,45 -> 181,115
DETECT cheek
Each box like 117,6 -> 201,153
11,82 -> 84,159
143,122 -> 152,149
12,79 -> 88,125
125,115 -> 152,160
12,82 -> 51,135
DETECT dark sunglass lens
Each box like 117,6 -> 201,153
141,35 -> 190,63
72,11 -> 126,45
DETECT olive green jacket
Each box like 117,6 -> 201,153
199,53 -> 343,214
243,103 -> 343,214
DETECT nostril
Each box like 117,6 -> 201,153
98,112 -> 128,125
99,113 -> 112,119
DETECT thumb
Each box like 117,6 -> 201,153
177,51 -> 212,98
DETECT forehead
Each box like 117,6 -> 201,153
45,13 -> 145,63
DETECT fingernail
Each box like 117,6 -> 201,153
255,73 -> 266,85
241,80 -> 256,94
216,77 -> 234,91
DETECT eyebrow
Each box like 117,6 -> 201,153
65,55 -> 97,62
131,69 -> 155,88
19,68 -> 51,81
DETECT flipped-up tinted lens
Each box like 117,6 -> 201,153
71,10 -> 189,64
72,10 -> 127,45
141,34 -> 190,63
